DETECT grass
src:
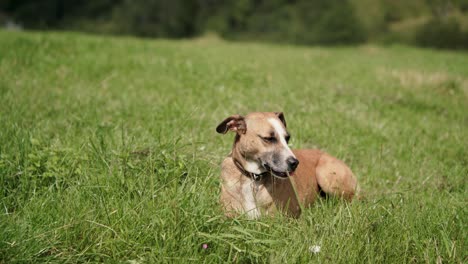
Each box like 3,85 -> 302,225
0,30 -> 467,263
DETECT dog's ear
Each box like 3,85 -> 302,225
275,112 -> 287,128
216,115 -> 246,134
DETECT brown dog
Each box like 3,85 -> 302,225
216,112 -> 358,218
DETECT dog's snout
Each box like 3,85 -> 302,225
287,157 -> 299,171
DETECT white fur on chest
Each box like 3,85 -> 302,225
241,179 -> 274,219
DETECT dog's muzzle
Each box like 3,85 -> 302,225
263,156 -> 299,179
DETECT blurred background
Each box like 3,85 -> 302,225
1,0 -> 468,50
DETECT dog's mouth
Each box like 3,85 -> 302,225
263,163 -> 295,179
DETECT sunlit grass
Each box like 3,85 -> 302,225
0,30 -> 466,263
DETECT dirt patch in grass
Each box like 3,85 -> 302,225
378,68 -> 468,97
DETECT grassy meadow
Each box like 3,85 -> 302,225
0,30 -> 467,263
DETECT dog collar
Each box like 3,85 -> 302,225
232,158 -> 268,181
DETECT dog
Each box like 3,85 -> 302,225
216,112 -> 358,218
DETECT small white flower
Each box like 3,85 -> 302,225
309,245 -> 321,254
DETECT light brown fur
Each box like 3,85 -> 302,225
217,112 -> 358,218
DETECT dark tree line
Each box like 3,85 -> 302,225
0,0 -> 368,45
1,0 -> 468,49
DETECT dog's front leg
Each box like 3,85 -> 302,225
241,181 -> 261,219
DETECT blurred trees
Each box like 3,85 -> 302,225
1,0 -> 467,49
0,0 -> 116,28
0,0 -> 368,44
415,0 -> 468,49
112,0 -> 199,37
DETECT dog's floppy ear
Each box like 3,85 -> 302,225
275,112 -> 287,128
216,115 -> 246,134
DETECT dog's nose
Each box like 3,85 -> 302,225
287,157 -> 299,171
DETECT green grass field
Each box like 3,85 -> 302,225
0,30 -> 467,263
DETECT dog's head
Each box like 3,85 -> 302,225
216,112 -> 299,178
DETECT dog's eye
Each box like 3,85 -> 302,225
285,135 -> 290,143
261,136 -> 277,143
